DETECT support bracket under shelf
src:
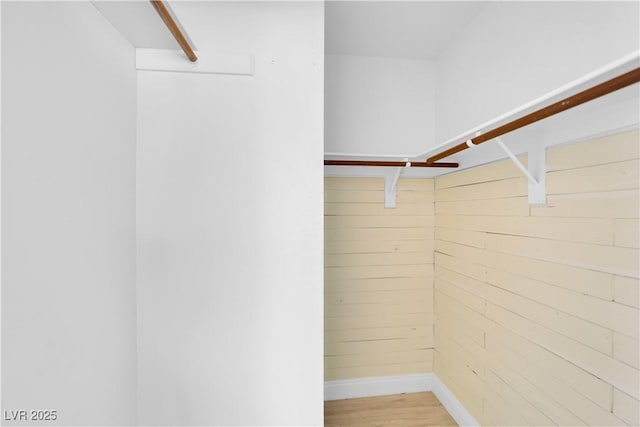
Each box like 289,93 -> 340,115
493,137 -> 547,205
384,159 -> 410,208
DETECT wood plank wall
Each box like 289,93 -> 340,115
324,177 -> 435,380
433,129 -> 640,426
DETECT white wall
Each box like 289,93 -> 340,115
136,2 -> 324,425
1,2 -> 137,425
325,54 -> 435,155
436,1 -> 640,143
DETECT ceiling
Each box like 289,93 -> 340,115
94,1 -> 486,59
92,1 -> 190,50
325,1 -> 487,59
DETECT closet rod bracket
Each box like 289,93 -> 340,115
493,137 -> 547,205
384,159 -> 410,208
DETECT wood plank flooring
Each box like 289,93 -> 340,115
324,392 -> 457,426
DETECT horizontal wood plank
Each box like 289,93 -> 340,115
436,177 -> 527,202
547,129 -> 639,172
613,332 -> 639,369
325,277 -> 431,292
485,335 -> 626,426
325,289 -> 432,305
325,313 -> 433,331
325,360 -> 433,381
325,336 -> 432,356
325,177 -> 434,192
483,313 -> 613,411
531,190 -> 639,219
436,196 -> 529,216
437,214 -> 613,245
325,189 -> 434,204
615,218 -> 639,248
325,239 -> 433,255
325,201 -> 434,216
485,303 -> 639,399
438,265 -> 615,353
325,264 -> 434,281
436,239 -> 615,300
435,227 -> 485,248
325,215 -> 434,229
325,300 -> 433,318
436,157 -> 526,190
485,233 -> 640,278
613,388 -> 639,427
547,159 -> 639,195
613,275 -> 639,308
325,349 -> 433,369
485,266 -> 637,339
325,227 -> 432,241
325,251 -> 432,267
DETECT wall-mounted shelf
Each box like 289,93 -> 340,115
324,51 -> 640,207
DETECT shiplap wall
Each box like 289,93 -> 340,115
433,129 -> 640,426
324,177 -> 435,380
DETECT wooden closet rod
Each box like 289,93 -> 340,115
324,160 -> 459,168
150,0 -> 197,62
426,67 -> 640,164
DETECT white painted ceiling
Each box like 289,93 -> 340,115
325,1 -> 487,59
94,1 -> 485,60
92,1 -> 190,49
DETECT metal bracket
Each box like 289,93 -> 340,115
384,159 -> 411,208
494,138 -> 546,205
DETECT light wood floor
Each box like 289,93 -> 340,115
324,392 -> 457,427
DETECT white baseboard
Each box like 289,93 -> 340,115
431,375 -> 480,427
324,373 -> 479,427
324,373 -> 434,401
